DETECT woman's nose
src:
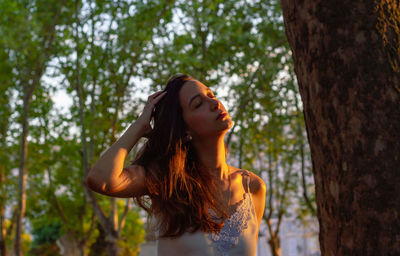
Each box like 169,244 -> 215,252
211,99 -> 220,110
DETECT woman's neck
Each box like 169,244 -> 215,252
192,135 -> 230,180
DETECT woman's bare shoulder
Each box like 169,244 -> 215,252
248,171 -> 266,195
228,165 -> 266,194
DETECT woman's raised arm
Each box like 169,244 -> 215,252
85,90 -> 167,198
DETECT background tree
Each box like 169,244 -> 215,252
0,24 -> 15,256
280,0 -> 400,254
56,0 -> 170,254
0,1 -> 73,254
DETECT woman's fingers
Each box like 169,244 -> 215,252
147,90 -> 166,103
146,91 -> 166,110
144,91 -> 167,118
135,91 -> 167,138
152,91 -> 167,104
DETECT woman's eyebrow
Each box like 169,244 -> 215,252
188,89 -> 213,107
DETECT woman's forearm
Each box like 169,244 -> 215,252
86,121 -> 145,189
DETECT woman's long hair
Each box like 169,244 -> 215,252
132,74 -> 230,238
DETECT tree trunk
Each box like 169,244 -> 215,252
14,94 -> 30,256
265,216 -> 283,256
55,229 -> 88,256
0,218 -> 5,256
280,0 -> 400,255
267,234 -> 281,256
0,165 -> 7,256
88,222 -> 106,256
0,114 -> 8,256
105,233 -> 119,256
0,211 -> 6,256
88,222 -> 119,256
56,230 -> 80,256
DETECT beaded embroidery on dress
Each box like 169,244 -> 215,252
155,170 -> 257,256
208,170 -> 253,256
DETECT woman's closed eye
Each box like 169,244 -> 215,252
195,94 -> 216,108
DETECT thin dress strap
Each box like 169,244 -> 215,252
243,170 -> 251,193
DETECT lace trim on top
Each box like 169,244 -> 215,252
208,171 -> 253,256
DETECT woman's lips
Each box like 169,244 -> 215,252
217,112 -> 227,120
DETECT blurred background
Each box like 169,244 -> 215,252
0,0 -> 319,255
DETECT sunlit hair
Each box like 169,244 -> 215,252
132,74 -> 230,238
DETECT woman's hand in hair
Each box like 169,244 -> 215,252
136,90 -> 167,138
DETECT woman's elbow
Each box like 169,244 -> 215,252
85,172 -> 106,194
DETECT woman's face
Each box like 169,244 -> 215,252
179,79 -> 233,138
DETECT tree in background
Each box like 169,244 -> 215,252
0,1 -> 74,255
0,0 -> 148,255
281,0 -> 400,254
57,0 -> 171,254
0,20 -> 15,256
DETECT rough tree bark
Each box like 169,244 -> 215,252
280,0 -> 400,255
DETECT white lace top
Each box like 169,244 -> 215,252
156,170 -> 258,256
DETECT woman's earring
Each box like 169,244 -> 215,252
186,135 -> 192,141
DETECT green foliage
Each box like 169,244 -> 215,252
117,206 -> 145,256
28,220 -> 62,256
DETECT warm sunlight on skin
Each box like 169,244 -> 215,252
178,79 -> 234,180
179,80 -> 233,138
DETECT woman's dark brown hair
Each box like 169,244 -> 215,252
132,74 -> 230,238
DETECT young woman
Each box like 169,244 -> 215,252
86,74 -> 266,256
